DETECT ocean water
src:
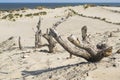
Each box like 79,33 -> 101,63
0,3 -> 120,10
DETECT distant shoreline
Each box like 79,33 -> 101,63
0,3 -> 120,10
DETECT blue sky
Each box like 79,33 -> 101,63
0,0 -> 120,3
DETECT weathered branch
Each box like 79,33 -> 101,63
37,17 -> 41,30
68,34 -> 112,62
18,36 -> 22,50
35,17 -> 42,48
50,28 -> 91,60
68,35 -> 96,57
81,26 -> 87,41
35,30 -> 42,48
43,29 -> 57,53
50,28 -> 112,62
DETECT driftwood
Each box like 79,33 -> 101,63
35,18 -> 42,48
81,26 -> 87,41
50,28 -> 112,62
50,28 -> 91,60
0,36 -> 15,53
68,35 -> 112,61
18,36 -> 22,50
43,29 -> 57,53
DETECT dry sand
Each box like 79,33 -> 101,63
0,5 -> 120,80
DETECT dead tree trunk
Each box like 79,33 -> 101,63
50,28 -> 91,60
18,36 -> 22,50
0,36 -> 15,53
35,30 -> 42,48
35,17 -> 42,48
50,28 -> 112,62
81,26 -> 87,41
43,29 -> 57,53
68,35 -> 112,62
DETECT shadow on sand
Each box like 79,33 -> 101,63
21,62 -> 90,77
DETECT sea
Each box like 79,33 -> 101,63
0,3 -> 120,10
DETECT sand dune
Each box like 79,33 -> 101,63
0,5 -> 120,80
70,6 -> 120,23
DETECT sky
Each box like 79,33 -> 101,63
0,0 -> 120,3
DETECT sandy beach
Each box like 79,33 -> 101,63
0,4 -> 120,80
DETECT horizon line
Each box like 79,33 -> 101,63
0,2 -> 120,4
0,2 -> 120,3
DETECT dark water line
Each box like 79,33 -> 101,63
0,3 -> 120,10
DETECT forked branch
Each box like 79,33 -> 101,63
50,28 -> 91,60
50,28 -> 112,62
43,29 -> 57,53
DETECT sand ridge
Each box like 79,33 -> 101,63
0,5 -> 120,80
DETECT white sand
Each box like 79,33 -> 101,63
0,5 -> 120,80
